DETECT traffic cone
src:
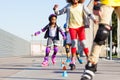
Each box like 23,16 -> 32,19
61,61 -> 65,67
62,70 -> 68,77
62,65 -> 68,77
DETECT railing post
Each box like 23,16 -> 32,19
117,17 -> 120,58
110,29 -> 112,60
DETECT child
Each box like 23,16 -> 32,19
81,0 -> 120,80
63,23 -> 84,64
34,14 -> 66,67
63,23 -> 71,63
53,0 -> 97,70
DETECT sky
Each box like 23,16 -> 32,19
0,0 -> 90,41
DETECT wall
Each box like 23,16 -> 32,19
0,28 -> 30,57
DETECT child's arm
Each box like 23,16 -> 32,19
53,4 -> 69,15
58,27 -> 66,39
83,5 -> 97,23
41,25 -> 49,32
34,25 -> 48,36
34,31 -> 40,36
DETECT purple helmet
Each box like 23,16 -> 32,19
48,14 -> 57,21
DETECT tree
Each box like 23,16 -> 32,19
112,11 -> 117,45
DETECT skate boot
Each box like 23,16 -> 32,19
51,55 -> 56,64
76,52 -> 83,64
69,57 -> 76,70
69,61 -> 76,70
77,57 -> 83,64
41,57 -> 49,67
80,62 -> 96,80
66,58 -> 71,63
69,63 -> 76,70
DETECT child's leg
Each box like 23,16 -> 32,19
81,40 -> 89,57
44,38 -> 52,58
42,38 -> 52,66
53,40 -> 59,56
69,28 -> 78,64
81,5 -> 113,79
44,47 -> 51,59
42,46 -> 51,66
65,44 -> 71,58
77,27 -> 89,58
51,40 -> 59,64
65,44 -> 71,63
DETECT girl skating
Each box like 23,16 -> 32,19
34,14 -> 66,67
53,0 -> 97,70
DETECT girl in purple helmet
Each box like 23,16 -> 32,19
34,14 -> 66,67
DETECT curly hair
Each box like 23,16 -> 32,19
66,0 -> 85,4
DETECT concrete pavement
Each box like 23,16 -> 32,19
0,56 -> 120,80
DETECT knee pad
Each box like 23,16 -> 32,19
46,47 -> 51,54
54,46 -> 58,53
71,39 -> 77,48
94,24 -> 110,45
66,48 -> 70,53
81,40 -> 87,48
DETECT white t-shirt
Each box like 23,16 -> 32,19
49,27 -> 57,37
69,4 -> 84,28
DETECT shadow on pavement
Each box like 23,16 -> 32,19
0,77 -> 66,80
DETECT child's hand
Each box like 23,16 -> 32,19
53,4 -> 58,10
94,20 -> 98,24
34,31 -> 40,36
63,36 -> 66,40
65,28 -> 69,32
